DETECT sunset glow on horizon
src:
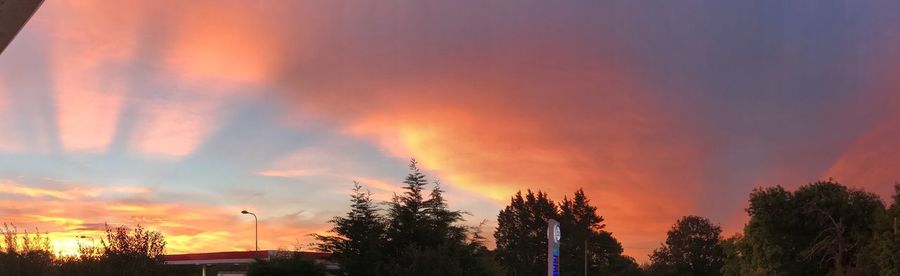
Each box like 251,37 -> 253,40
2,1 -> 900,263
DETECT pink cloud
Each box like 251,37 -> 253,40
38,1 -> 148,152
129,99 -> 216,158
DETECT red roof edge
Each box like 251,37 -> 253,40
164,251 -> 331,262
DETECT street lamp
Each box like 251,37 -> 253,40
75,235 -> 94,246
241,210 -> 258,254
75,236 -> 97,250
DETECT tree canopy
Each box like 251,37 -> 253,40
494,189 -> 640,276
725,180 -> 885,275
648,215 -> 725,276
0,223 -> 167,276
494,190 -> 559,275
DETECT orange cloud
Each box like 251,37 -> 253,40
258,169 -> 321,179
0,181 -> 74,199
0,179 -> 329,257
278,62 -> 708,261
162,2 -> 282,86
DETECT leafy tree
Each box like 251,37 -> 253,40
738,185 -> 798,275
316,182 -> 388,275
494,190 -> 559,275
740,181 -> 884,275
558,189 -> 641,276
719,234 -> 747,276
648,215 -> 724,276
871,184 -> 900,275
795,181 -> 882,274
100,224 -> 167,276
247,252 -> 328,276
56,242 -> 103,276
0,223 -> 166,276
0,224 -> 55,276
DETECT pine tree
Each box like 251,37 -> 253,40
558,189 -> 640,276
316,182 -> 387,275
383,159 -> 491,275
424,181 -> 466,246
387,159 -> 431,250
494,190 -> 559,275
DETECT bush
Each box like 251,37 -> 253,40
247,252 -> 328,276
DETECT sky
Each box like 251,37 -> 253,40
1,1 -> 900,263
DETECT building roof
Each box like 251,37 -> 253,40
164,250 -> 332,266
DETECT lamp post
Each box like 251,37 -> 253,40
241,210 -> 258,255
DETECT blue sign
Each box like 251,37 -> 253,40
548,219 -> 560,276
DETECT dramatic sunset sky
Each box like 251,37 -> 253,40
1,1 -> 899,262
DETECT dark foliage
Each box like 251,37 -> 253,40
648,216 -> 724,276
494,189 -> 641,276
315,182 -> 388,275
247,252 -> 328,276
317,159 -> 499,276
494,190 -> 559,275
0,223 -> 166,276
870,184 -> 900,275
734,181 -> 884,275
0,224 -> 55,276
558,189 -> 642,276
100,224 -> 167,275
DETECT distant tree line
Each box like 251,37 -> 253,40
646,181 -> 900,276
4,160 -> 900,275
318,160 -> 900,276
317,159 -> 641,276
0,223 -> 166,276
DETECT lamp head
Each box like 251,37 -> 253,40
241,210 -> 249,214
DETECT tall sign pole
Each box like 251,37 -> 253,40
548,219 -> 561,276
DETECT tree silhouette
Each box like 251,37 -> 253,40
100,224 -> 166,276
318,159 -> 495,275
737,181 -> 883,275
559,189 -> 640,276
316,182 -> 387,275
494,190 -> 559,275
649,215 -> 724,276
